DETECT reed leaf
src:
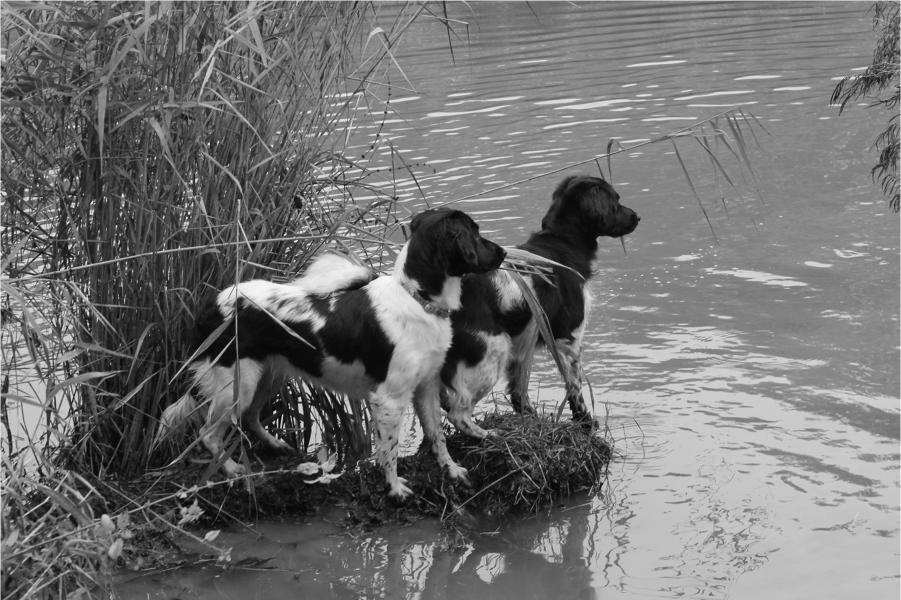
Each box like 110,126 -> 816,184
671,138 -> 718,244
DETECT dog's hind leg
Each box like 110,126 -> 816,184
369,391 -> 414,499
561,288 -> 592,424
444,336 -> 505,439
244,370 -> 293,453
444,386 -> 494,440
153,391 -> 202,449
414,380 -> 469,483
506,322 -> 538,415
506,357 -> 536,415
198,359 -> 263,477
556,337 -> 590,423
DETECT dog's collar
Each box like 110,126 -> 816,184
401,281 -> 452,319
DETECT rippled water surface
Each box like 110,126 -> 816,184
117,3 -> 899,599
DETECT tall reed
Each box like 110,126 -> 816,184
2,3 -> 442,596
1,1 -> 424,478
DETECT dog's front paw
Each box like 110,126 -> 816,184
465,424 -> 492,439
270,437 -> 296,454
572,414 -> 600,434
223,459 -> 248,477
445,462 -> 470,484
520,402 -> 537,416
387,479 -> 414,500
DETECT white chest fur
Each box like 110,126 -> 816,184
366,276 -> 453,395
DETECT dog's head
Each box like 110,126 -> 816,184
541,175 -> 640,240
410,208 -> 506,276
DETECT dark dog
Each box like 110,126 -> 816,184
415,175 -> 639,478
158,208 -> 505,498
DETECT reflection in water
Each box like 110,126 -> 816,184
116,2 -> 898,599
119,504 -> 600,600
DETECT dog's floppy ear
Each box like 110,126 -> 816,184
454,220 -> 481,268
577,179 -> 616,229
442,210 -> 482,271
542,175 -> 611,230
446,210 -> 504,274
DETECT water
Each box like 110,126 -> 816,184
115,3 -> 899,598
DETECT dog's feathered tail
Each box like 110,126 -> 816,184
154,253 -> 372,450
153,392 -> 203,449
292,253 -> 374,295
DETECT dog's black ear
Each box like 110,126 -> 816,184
453,212 -> 506,273
442,211 -> 479,270
578,181 -> 616,230
542,175 -> 607,230
455,225 -> 481,268
564,176 -> 604,204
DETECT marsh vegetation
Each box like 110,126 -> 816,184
2,2 -> 439,596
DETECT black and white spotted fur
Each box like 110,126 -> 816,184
158,208 -> 505,498
416,175 -> 639,474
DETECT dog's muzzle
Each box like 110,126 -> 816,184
611,206 -> 640,237
475,241 -> 506,273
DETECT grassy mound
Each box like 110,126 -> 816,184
444,412 -> 611,515
141,412 -> 611,530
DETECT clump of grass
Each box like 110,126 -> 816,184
1,464 -> 128,599
443,412 -> 611,516
126,412 -> 611,532
1,456 -> 247,598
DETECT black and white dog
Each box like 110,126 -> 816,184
416,175 -> 639,476
158,208 -> 505,498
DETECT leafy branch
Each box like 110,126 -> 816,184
830,2 -> 899,212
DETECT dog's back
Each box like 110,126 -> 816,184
190,253 -> 373,352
